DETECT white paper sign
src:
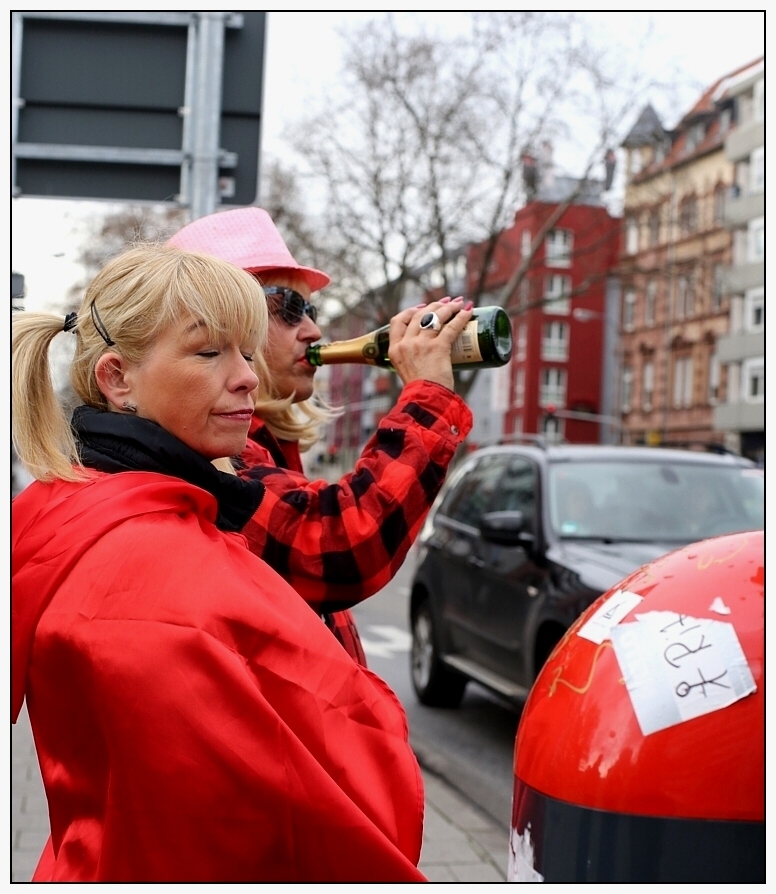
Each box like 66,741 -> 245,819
611,611 -> 756,736
576,589 -> 643,644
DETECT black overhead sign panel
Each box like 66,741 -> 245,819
12,11 -> 266,212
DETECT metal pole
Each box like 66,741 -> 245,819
189,12 -> 226,220
11,12 -> 24,196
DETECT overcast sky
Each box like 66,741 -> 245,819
11,10 -> 764,314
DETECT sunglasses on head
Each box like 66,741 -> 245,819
264,286 -> 318,326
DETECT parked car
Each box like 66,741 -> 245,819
409,444 -> 763,708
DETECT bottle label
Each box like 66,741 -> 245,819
450,320 -> 483,364
363,342 -> 380,361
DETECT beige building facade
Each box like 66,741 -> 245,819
617,68 -> 746,449
712,60 -> 764,464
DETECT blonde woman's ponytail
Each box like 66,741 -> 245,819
12,311 -> 85,482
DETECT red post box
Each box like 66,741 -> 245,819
510,530 -> 763,882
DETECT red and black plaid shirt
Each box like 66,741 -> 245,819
237,380 -> 472,665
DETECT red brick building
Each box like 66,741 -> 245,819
467,186 -> 621,443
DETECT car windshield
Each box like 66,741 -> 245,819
548,461 -> 763,542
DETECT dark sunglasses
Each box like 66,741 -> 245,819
264,286 -> 318,326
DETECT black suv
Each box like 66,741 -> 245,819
409,444 -> 763,708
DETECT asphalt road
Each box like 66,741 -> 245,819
351,549 -> 524,831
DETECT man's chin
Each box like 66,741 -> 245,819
290,377 -> 316,404
292,389 -> 315,404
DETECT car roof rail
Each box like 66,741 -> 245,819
657,440 -> 740,456
475,433 -> 549,450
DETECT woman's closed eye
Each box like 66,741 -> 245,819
197,348 -> 255,363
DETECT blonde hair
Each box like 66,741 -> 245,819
13,245 -> 268,482
251,269 -> 340,452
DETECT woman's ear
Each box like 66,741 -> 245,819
94,352 -> 133,411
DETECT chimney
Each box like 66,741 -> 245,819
539,141 -> 555,189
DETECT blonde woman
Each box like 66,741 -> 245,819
12,246 -> 425,882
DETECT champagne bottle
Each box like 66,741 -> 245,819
306,305 -> 513,370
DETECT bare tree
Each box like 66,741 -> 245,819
288,13 -> 654,402
67,204 -> 188,307
261,158 -> 368,319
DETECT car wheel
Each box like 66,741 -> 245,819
411,599 -> 467,708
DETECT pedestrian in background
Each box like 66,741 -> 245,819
11,245 -> 426,882
168,207 -> 473,662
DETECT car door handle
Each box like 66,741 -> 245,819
467,556 -> 485,568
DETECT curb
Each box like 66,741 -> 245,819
411,733 -> 512,831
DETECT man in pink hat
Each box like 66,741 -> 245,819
168,207 -> 473,663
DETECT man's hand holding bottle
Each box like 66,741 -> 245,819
388,296 -> 474,391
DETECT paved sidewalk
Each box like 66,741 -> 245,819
12,705 -> 508,882
11,707 -> 49,884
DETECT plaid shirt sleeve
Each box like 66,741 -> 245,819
238,379 -> 472,612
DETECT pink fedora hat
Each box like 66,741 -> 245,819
167,207 -> 331,292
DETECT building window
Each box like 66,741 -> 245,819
737,92 -> 754,127
719,107 -> 732,134
539,368 -> 566,408
516,323 -> 527,361
626,217 -> 639,255
514,367 -> 525,408
685,122 -> 705,153
541,322 -> 568,361
675,274 -> 695,319
621,366 -> 633,413
679,196 -> 698,235
542,415 -> 563,444
749,217 -> 764,262
733,229 -> 748,266
545,229 -> 573,267
743,357 -> 764,403
544,275 -> 571,314
642,361 -> 654,412
750,147 -> 764,194
648,209 -> 660,246
745,287 -> 764,333
629,149 -> 642,175
713,184 -> 726,225
672,355 -> 694,408
521,230 -> 531,259
755,78 -> 764,122
513,414 -> 523,435
645,281 -> 657,326
623,288 -> 637,331
707,352 -> 720,406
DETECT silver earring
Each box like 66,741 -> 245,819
122,402 -> 138,414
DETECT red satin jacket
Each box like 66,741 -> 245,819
12,472 -> 425,882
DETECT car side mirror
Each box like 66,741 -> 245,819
479,510 -> 534,547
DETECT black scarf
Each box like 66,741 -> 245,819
72,406 -> 264,533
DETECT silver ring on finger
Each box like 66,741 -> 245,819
419,311 -> 442,332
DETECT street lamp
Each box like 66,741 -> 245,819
572,304 -> 622,444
